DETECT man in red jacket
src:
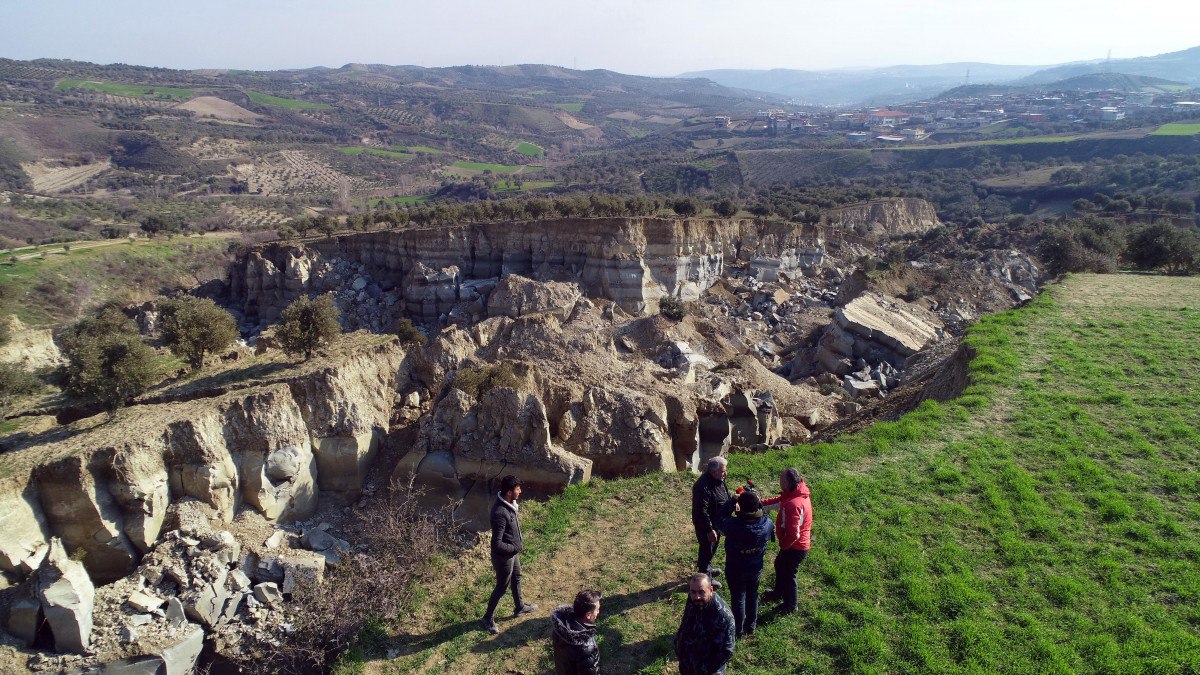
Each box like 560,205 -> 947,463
760,468 -> 812,614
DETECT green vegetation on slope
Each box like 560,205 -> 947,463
1152,123 -> 1200,136
0,235 -> 235,326
54,79 -> 194,99
245,90 -> 333,110
378,274 -> 1200,674
449,161 -> 544,175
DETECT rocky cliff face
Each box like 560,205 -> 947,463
0,336 -> 405,586
228,207 -> 940,329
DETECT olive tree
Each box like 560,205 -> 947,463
158,296 -> 239,369
62,307 -> 160,412
276,294 -> 341,359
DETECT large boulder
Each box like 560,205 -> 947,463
486,274 -> 582,320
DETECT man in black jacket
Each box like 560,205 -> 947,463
691,456 -> 730,588
674,573 -> 736,675
551,589 -> 601,675
481,475 -> 537,634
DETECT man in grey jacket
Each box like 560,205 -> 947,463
481,475 -> 538,634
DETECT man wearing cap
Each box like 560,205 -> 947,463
717,489 -> 774,638
481,474 -> 538,634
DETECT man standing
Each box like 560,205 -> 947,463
760,468 -> 812,614
717,490 -> 774,638
481,475 -> 537,634
692,456 -> 730,587
674,573 -> 736,675
551,589 -> 602,675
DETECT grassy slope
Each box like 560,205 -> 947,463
1152,123 -> 1200,136
367,274 -> 1200,675
0,235 -> 235,326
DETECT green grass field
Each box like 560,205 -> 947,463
514,142 -> 544,157
449,161 -> 544,175
554,103 -> 584,113
54,79 -> 194,100
403,145 -> 446,155
1152,123 -> 1200,136
246,91 -> 333,110
366,273 -> 1200,674
338,146 -> 415,160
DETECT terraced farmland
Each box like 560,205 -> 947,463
366,106 -> 423,126
736,149 -> 872,186
220,203 -> 293,229
22,161 -> 111,193
239,150 -> 375,196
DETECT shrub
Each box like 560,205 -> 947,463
1126,224 -> 1200,274
158,296 -> 238,369
276,295 -> 341,359
453,361 -> 523,398
391,317 -> 426,346
0,362 -> 43,403
659,295 -> 687,321
249,484 -> 456,673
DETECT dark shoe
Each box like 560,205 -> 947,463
745,625 -> 755,636
707,568 -> 723,579
760,590 -> 781,603
779,606 -> 797,615
514,603 -> 538,617
481,618 -> 499,635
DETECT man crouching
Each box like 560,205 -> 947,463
552,590 -> 602,675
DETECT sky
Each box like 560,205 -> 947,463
1,0 -> 1196,76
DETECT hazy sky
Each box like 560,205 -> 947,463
2,0 -> 1196,75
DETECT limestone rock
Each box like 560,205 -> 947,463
36,538 -> 95,654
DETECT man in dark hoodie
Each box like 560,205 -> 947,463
481,475 -> 538,634
691,456 -> 731,588
717,490 -> 774,638
551,589 -> 602,675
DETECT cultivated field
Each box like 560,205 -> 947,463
367,273 -> 1200,674
366,106 -> 424,126
220,203 -> 293,229
177,96 -> 262,123
180,137 -> 251,160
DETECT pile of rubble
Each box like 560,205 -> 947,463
0,499 -> 358,672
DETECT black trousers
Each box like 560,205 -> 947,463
771,548 -> 808,611
483,554 -> 524,620
695,527 -> 720,573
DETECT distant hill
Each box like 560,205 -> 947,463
680,63 -> 1048,107
1019,45 -> 1200,85
684,46 -> 1200,107
935,72 -> 1187,100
